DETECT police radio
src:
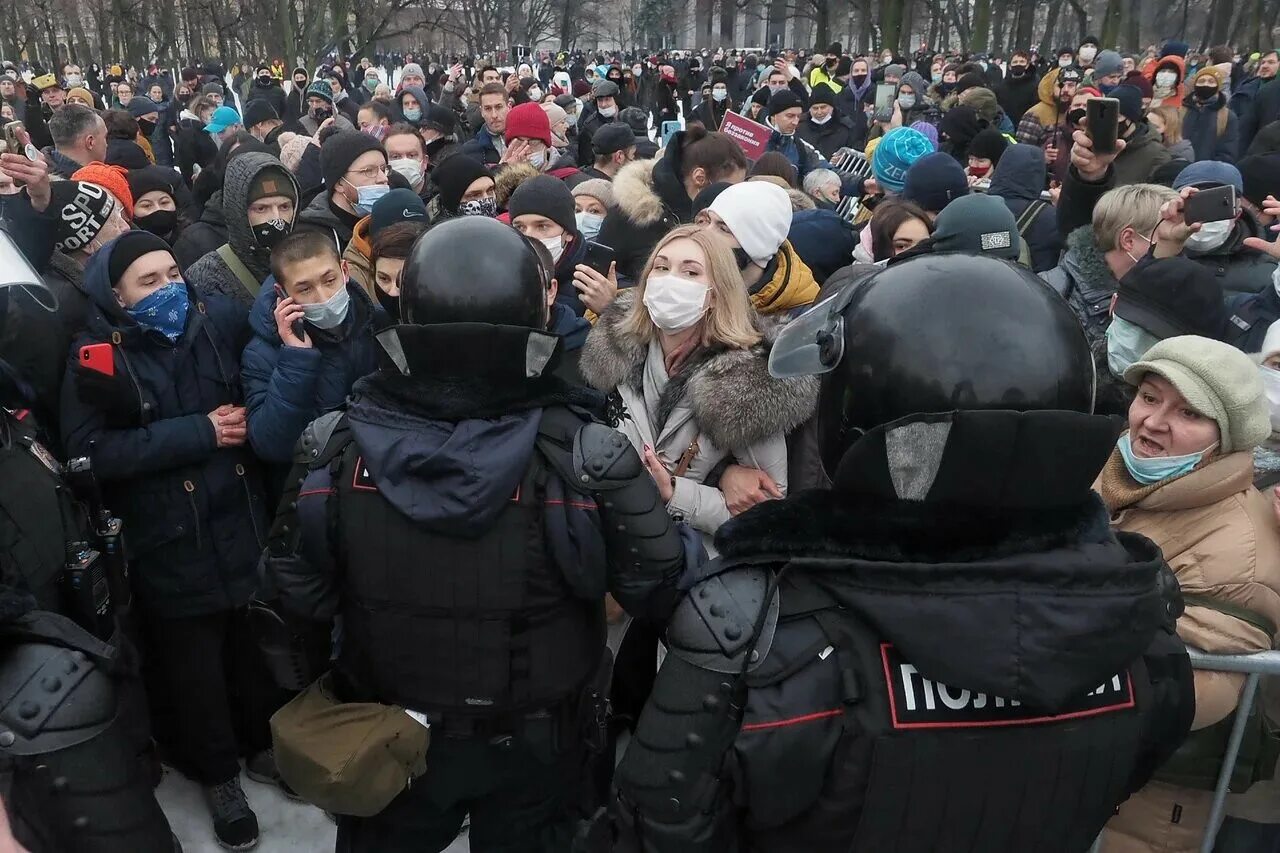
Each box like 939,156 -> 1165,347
61,456 -> 130,639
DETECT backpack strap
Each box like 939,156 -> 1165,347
216,243 -> 264,300
1016,199 -> 1048,236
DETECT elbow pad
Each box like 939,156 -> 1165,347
573,423 -> 685,610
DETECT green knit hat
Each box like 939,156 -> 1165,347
1123,335 -> 1270,453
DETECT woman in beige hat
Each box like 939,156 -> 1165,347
1099,334 -> 1280,852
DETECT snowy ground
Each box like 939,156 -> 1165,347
157,766 -> 470,853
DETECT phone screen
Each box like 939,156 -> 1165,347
875,84 -> 897,113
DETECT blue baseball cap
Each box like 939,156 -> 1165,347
205,105 -> 242,134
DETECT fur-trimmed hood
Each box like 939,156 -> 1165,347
579,289 -> 817,450
611,157 -> 667,227
494,161 -> 540,210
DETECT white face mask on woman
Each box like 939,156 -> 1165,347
643,274 -> 709,332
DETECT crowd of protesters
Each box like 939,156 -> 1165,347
6,33 -> 1280,853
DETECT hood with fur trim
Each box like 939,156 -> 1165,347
579,289 -> 817,451
611,157 -> 668,227
494,161 -> 541,210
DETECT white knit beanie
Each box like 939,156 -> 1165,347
707,181 -> 793,263
1124,335 -> 1271,454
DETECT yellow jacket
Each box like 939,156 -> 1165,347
751,241 -> 820,316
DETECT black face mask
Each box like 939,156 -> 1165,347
252,218 -> 292,250
1194,85 -> 1218,102
295,78 -> 308,89
135,209 -> 177,238
258,75 -> 272,86
375,284 -> 399,320
178,92 -> 192,104
311,105 -> 333,121
138,118 -> 156,135
851,73 -> 868,87
732,246 -> 754,271
1010,65 -> 1029,77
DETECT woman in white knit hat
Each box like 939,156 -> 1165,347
1098,334 -> 1280,853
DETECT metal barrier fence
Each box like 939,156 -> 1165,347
1089,648 -> 1280,853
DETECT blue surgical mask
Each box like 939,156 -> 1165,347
300,284 -> 351,330
350,182 -> 390,216
402,106 -> 422,122
1105,317 -> 1160,378
126,281 -> 189,341
1117,431 -> 1215,485
576,211 -> 604,240
528,150 -> 546,170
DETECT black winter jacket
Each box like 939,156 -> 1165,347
1181,92 -> 1239,164
60,241 -> 267,618
796,112 -> 864,160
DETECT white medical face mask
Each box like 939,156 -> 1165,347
811,113 -> 832,125
1078,46 -> 1097,64
1260,364 -> 1280,432
1183,218 -> 1232,253
643,274 -> 709,332
540,234 -> 564,263
575,211 -> 604,240
389,158 -> 423,186
598,105 -> 617,118
1155,70 -> 1177,88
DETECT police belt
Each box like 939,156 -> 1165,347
331,668 -> 581,741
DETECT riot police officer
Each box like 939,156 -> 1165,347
612,254 -> 1196,853
0,233 -> 179,852
262,216 -> 686,852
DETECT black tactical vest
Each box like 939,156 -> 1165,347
329,436 -> 603,721
0,411 -> 77,611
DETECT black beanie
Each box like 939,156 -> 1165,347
836,56 -> 853,76
1238,154 -> 1280,207
243,99 -> 279,129
968,128 -> 1009,163
107,230 -> 171,286
810,83 -> 837,107
50,180 -> 117,252
430,154 -> 491,213
126,165 -> 179,204
320,130 -> 385,191
507,175 -> 577,235
767,89 -> 804,117
691,181 -> 733,217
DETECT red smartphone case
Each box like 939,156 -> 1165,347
79,343 -> 114,377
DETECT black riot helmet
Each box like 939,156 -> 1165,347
771,254 -> 1095,481
400,216 -> 548,328
380,216 -> 560,383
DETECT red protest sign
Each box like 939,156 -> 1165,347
719,111 -> 773,161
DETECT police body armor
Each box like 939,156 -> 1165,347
287,405 -> 675,734
616,550 -> 1191,853
0,410 -> 81,614
0,611 -> 176,853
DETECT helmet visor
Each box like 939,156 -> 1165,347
768,282 -> 857,378
0,230 -> 57,312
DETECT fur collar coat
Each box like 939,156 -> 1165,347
580,289 -> 817,541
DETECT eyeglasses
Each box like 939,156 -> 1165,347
347,163 -> 389,179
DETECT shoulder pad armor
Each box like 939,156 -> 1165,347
0,641 -> 114,757
294,410 -> 348,466
667,566 -> 778,674
573,422 -> 642,489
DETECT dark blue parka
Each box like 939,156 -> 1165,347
59,239 -> 268,618
240,278 -> 383,466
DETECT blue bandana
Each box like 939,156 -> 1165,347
126,282 -> 189,341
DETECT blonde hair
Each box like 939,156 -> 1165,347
1148,105 -> 1184,144
623,224 -> 762,351
1093,183 -> 1179,251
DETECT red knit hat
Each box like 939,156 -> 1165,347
504,102 -> 552,147
72,163 -> 134,220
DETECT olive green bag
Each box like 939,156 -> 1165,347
269,673 -> 431,817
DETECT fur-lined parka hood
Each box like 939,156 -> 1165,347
579,289 -> 818,450
494,161 -> 541,210
611,158 -> 667,227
